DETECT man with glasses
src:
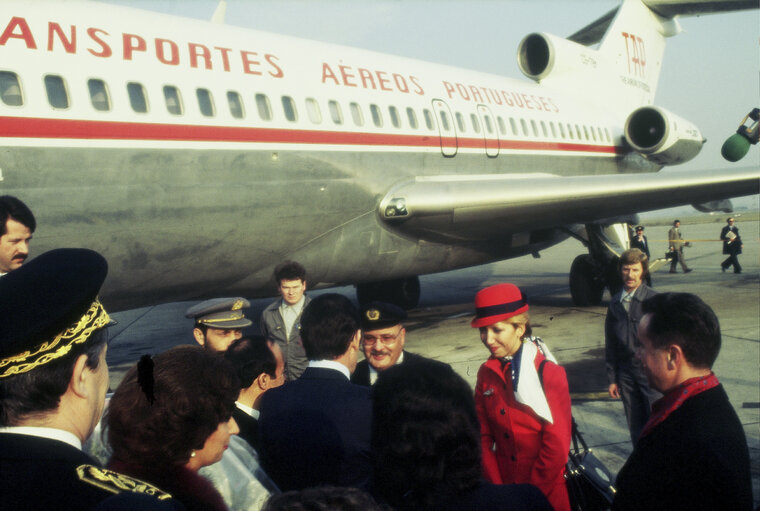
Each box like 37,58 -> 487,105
351,301 -> 445,387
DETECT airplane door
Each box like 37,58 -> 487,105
477,104 -> 499,157
432,99 -> 458,157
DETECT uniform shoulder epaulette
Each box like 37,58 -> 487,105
76,465 -> 174,500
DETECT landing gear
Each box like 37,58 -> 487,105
356,276 -> 421,310
569,255 -> 605,306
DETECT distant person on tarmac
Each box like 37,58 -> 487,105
720,217 -> 743,274
605,248 -> 661,444
667,219 -> 692,273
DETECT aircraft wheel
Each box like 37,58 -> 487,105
569,255 -> 604,306
355,277 -> 420,310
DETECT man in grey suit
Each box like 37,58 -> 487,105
260,261 -> 310,380
605,248 -> 661,444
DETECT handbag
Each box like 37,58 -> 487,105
565,418 -> 616,511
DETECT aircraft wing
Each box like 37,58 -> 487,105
378,168 -> 760,243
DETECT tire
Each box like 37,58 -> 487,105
570,255 -> 604,306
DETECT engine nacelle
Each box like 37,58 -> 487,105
624,106 -> 704,165
517,32 -> 597,82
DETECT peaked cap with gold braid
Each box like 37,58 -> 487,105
0,248 -> 110,379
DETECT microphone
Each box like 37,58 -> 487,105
721,108 -> 759,162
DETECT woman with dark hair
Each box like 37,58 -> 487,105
472,283 -> 572,511
106,346 -> 241,511
371,362 -> 551,511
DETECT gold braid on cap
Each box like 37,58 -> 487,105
0,299 -> 110,379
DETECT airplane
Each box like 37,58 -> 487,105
0,0 -> 757,311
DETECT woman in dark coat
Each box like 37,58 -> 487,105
472,283 -> 572,511
106,346 -> 241,511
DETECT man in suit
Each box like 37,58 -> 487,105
351,301 -> 446,386
224,336 -> 285,451
613,293 -> 752,510
720,217 -> 743,274
667,219 -> 692,273
185,297 -> 252,353
629,225 -> 652,286
0,195 -> 35,276
258,294 -> 373,491
0,249 -> 181,511
605,248 -> 661,444
260,261 -> 310,380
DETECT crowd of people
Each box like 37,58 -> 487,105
0,195 -> 754,511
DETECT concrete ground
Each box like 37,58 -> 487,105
107,218 -> 759,505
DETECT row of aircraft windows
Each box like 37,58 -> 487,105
0,71 -> 612,144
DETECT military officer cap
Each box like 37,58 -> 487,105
361,301 -> 407,331
0,248 -> 110,379
185,297 -> 252,329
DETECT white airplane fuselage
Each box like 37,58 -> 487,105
0,1 -> 748,309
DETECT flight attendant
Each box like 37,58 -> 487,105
472,283 -> 571,511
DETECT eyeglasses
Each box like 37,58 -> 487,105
362,327 -> 403,346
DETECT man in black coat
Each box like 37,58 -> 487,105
613,293 -> 753,511
258,294 -> 373,491
0,249 -> 182,511
224,336 -> 285,452
629,225 -> 652,286
351,301 -> 447,387
720,217 -> 743,274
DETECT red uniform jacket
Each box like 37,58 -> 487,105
475,348 -> 572,511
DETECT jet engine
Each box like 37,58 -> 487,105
517,32 -> 595,82
624,106 -> 704,165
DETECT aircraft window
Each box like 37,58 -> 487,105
127,82 -> 148,113
438,110 -> 450,131
0,71 -> 23,106
45,75 -> 70,109
281,96 -> 297,122
87,79 -> 110,112
530,120 -> 538,137
328,100 -> 343,125
550,122 -> 557,138
567,124 -> 574,139
509,117 -> 518,135
520,119 -> 528,136
350,102 -> 364,126
227,91 -> 244,119
423,109 -> 435,130
484,115 -> 494,134
575,125 -> 582,139
605,128 -> 611,142
370,104 -> 383,127
197,88 -> 215,117
540,121 -> 548,137
497,116 -> 507,135
163,86 -> 183,115
589,126 -> 596,141
583,125 -> 590,140
470,114 -> 481,134
389,106 -> 401,128
406,107 -> 418,129
559,123 -> 565,138
256,94 -> 272,121
305,98 -> 322,124
455,112 -> 466,132
597,127 -> 604,142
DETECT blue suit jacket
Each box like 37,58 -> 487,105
258,366 -> 373,491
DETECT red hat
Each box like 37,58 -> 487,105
471,283 -> 529,328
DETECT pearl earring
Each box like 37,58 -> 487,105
190,451 -> 196,458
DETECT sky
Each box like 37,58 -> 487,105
98,0 -> 759,175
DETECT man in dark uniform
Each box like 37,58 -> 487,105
613,293 -> 752,510
0,249 -> 182,511
185,297 -> 252,352
629,225 -> 652,286
224,336 -> 285,451
351,301 -> 446,387
720,217 -> 743,273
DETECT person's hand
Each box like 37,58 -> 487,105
608,383 -> 620,399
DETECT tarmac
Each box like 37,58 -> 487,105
106,218 -> 760,504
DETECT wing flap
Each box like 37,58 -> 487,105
378,168 -> 759,243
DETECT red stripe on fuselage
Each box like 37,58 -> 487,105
0,116 -> 620,154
